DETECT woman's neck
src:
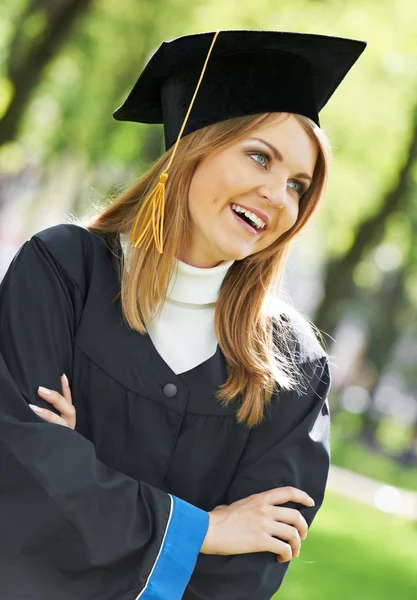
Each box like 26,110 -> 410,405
167,257 -> 235,305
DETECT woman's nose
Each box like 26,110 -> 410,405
257,183 -> 286,209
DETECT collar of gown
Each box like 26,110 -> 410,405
167,258 -> 235,305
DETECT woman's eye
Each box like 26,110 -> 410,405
249,152 -> 270,169
288,180 -> 306,197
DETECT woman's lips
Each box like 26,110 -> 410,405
229,205 -> 263,236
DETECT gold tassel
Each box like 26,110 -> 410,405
131,171 -> 167,253
130,30 -> 220,254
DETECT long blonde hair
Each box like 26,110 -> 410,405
87,113 -> 331,426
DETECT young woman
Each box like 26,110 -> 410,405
0,30 -> 366,600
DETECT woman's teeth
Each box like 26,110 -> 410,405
231,203 -> 266,229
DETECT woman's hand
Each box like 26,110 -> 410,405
29,374 -> 76,430
201,486 -> 313,563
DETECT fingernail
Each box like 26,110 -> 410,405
29,404 -> 43,414
309,497 -> 315,506
38,386 -> 52,396
61,373 -> 69,387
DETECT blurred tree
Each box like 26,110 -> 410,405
359,268 -> 408,446
314,100 -> 417,339
1,0 -> 94,147
357,197 -> 417,449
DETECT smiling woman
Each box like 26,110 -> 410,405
91,109 -> 331,427
0,29 -> 366,600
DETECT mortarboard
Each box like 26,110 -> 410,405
113,30 -> 366,252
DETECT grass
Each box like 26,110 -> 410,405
273,491 -> 417,600
330,411 -> 417,491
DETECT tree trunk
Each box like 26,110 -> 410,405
358,268 -> 407,445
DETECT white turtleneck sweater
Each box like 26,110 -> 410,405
120,237 -> 234,374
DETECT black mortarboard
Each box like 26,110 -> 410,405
113,30 -> 366,150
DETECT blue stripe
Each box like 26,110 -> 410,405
137,495 -> 209,599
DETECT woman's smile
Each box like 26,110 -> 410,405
228,204 -> 266,237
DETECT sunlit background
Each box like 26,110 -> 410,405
1,1 -> 417,598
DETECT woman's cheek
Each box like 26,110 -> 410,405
218,159 -> 248,191
284,200 -> 299,230
267,208 -> 297,245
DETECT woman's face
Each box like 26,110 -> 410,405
180,114 -> 319,268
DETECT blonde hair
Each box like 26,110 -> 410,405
87,113 -> 331,426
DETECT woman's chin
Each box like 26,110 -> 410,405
218,242 -> 254,262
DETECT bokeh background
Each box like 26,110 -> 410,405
1,1 -> 417,598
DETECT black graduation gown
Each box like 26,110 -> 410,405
0,224 -> 331,600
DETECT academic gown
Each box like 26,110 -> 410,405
0,224 -> 331,600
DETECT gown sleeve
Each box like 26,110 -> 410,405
0,232 -> 208,600
183,356 -> 331,600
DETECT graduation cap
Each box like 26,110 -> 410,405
113,30 -> 366,253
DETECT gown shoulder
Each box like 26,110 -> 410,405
30,223 -> 120,296
266,295 -> 327,366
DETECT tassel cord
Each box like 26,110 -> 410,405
131,31 -> 220,252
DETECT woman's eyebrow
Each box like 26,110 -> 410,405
249,137 -> 313,182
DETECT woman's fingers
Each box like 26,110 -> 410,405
35,374 -> 76,429
270,506 -> 308,540
28,404 -> 72,428
264,486 -> 315,508
203,486 -> 315,559
253,532 -> 293,563
269,521 -> 301,559
37,386 -> 72,417
61,373 -> 73,405
276,544 -> 293,563
257,497 -> 307,561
